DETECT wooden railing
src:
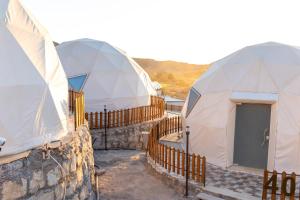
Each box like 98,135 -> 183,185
69,90 -> 85,130
262,170 -> 300,199
85,96 -> 165,129
165,103 -> 183,112
148,117 -> 206,186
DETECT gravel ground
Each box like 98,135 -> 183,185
94,150 -> 197,200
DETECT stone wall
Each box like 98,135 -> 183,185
91,118 -> 165,150
0,125 -> 96,200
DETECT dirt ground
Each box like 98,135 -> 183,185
94,150 -> 197,200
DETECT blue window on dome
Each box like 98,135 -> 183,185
68,74 -> 88,92
186,87 -> 201,117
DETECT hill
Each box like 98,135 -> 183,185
134,58 -> 210,99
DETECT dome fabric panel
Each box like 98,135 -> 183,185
57,38 -> 156,112
0,0 -> 68,157
183,42 -> 300,172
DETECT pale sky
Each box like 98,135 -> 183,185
23,0 -> 300,64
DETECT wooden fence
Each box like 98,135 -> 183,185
262,170 -> 300,199
69,90 -> 85,130
148,117 -> 206,186
165,103 -> 183,112
85,96 -> 165,129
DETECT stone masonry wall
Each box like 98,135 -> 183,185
91,117 -> 165,150
0,125 -> 96,200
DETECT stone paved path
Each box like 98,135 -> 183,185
94,150 -> 197,200
206,164 -> 263,198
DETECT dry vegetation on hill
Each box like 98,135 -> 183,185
134,58 -> 210,99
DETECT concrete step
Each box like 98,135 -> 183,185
197,186 -> 259,200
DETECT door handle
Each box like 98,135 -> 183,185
261,128 -> 269,146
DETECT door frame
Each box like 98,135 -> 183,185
226,100 -> 277,170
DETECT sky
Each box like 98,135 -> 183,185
23,0 -> 300,64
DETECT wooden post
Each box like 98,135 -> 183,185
124,109 -> 127,126
85,112 -> 88,121
172,148 -> 175,173
90,112 -> 93,129
116,110 -> 119,127
120,110 -> 123,127
202,157 -> 206,186
130,109 -> 133,125
112,111 -> 115,128
187,154 -> 190,179
271,171 -> 277,200
196,155 -> 200,182
100,112 -> 103,129
280,171 -> 286,200
108,111 -> 111,128
291,172 -> 296,200
165,118 -> 168,136
262,170 -> 268,200
177,116 -> 180,133
95,112 -> 98,129
161,145 -> 164,166
133,108 -> 135,124
165,145 -> 168,169
182,150 -> 185,176
192,153 -> 195,180
157,143 -> 160,163
168,147 -> 171,173
177,149 -> 180,174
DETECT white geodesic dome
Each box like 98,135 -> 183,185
182,42 -> 300,173
56,38 -> 156,112
0,0 -> 69,156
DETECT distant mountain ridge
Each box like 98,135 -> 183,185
134,58 -> 209,99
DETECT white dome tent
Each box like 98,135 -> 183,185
0,0 -> 69,156
182,42 -> 300,173
57,39 -> 156,112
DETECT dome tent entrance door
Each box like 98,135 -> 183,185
233,104 -> 271,169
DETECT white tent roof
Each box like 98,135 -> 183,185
0,0 -> 69,156
152,81 -> 162,90
57,38 -> 156,112
183,42 -> 300,172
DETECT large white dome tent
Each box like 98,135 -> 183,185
182,42 -> 300,173
56,38 -> 156,112
0,0 -> 69,156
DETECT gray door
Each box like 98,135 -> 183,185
233,103 -> 271,169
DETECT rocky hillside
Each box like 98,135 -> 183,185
134,58 -> 209,99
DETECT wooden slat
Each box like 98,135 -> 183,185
202,157 -> 206,186
95,112 -> 98,129
108,111 -> 111,128
196,155 -> 200,182
156,143 -> 159,164
262,170 -> 268,200
291,172 -> 296,200
182,150 -> 185,176
161,144 -> 164,166
100,112 -> 103,129
172,148 -> 175,173
192,153 -> 195,180
112,111 -> 115,128
187,154 -> 190,179
85,113 -> 88,121
280,171 -> 286,200
177,149 -> 180,174
168,147 -> 171,173
165,145 -> 168,169
271,171 -> 277,200
90,112 -> 93,129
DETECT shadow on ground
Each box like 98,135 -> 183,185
94,150 -> 197,200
